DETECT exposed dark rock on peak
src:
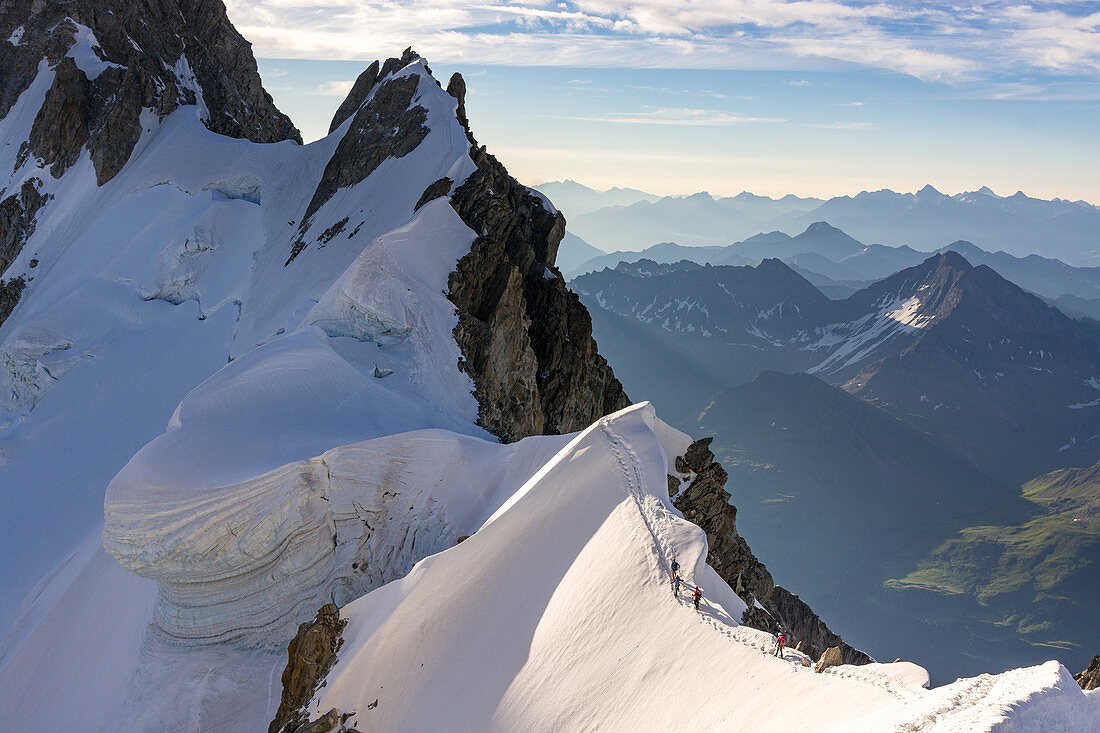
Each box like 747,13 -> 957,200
0,275 -> 26,326
1076,655 -> 1100,690
768,587 -> 871,665
1,0 -> 300,185
269,603 -> 348,733
414,176 -> 453,212
671,438 -> 872,666
326,48 -> 425,135
448,141 -> 629,441
289,51 -> 429,264
328,60 -> 379,134
0,178 -> 47,273
446,72 -> 471,143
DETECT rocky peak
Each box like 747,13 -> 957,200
1,0 -> 300,185
292,50 -> 428,255
1076,654 -> 1100,691
448,141 -> 629,441
915,183 -> 944,200
803,221 -> 840,235
327,47 -> 425,135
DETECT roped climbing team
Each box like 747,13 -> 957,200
669,556 -> 788,656
669,556 -> 702,610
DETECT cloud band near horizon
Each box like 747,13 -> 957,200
226,0 -> 1100,85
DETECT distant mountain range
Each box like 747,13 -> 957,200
573,252 -> 1100,680
562,222 -> 1100,322
576,252 -> 1100,482
539,181 -> 1100,266
555,188 -> 824,252
553,231 -> 605,273
532,179 -> 659,216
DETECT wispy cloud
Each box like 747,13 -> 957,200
314,80 -> 355,96
804,121 -> 876,129
785,78 -> 812,87
226,1 -> 1100,86
578,107 -> 784,125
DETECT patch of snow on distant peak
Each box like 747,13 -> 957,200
66,22 -> 124,81
885,295 -> 935,329
7,26 -> 24,46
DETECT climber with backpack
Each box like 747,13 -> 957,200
774,632 -> 787,659
693,585 -> 702,610
670,557 -> 680,579
672,575 -> 682,598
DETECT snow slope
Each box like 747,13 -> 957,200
0,56 -> 478,630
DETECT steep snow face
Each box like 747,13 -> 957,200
0,56 -> 478,630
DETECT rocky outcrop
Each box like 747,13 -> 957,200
1,0 -> 300,186
446,75 -> 628,442
0,178 -> 47,325
269,604 -> 349,733
0,275 -> 25,327
673,438 -> 774,607
327,60 -> 380,134
414,176 -> 453,212
1076,655 -> 1100,691
289,49 -> 429,264
768,586 -> 871,665
672,438 -> 871,665
815,646 -> 844,673
289,708 -> 359,733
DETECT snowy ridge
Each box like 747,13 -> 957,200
307,403 -> 1099,732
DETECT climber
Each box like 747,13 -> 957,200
673,575 -> 682,597
693,585 -> 702,610
773,632 -> 787,659
670,557 -> 680,578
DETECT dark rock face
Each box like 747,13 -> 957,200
1077,655 -> 1100,691
289,49 -> 429,264
672,438 -> 871,665
290,708 -> 358,733
0,178 -> 47,272
768,586 -> 871,666
0,177 -> 47,327
1,0 -> 300,186
414,176 -> 453,212
446,76 -> 628,442
328,60 -> 379,134
269,603 -> 348,733
0,275 -> 26,326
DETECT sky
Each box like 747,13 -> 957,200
227,0 -> 1100,202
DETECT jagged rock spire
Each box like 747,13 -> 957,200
0,0 -> 301,186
